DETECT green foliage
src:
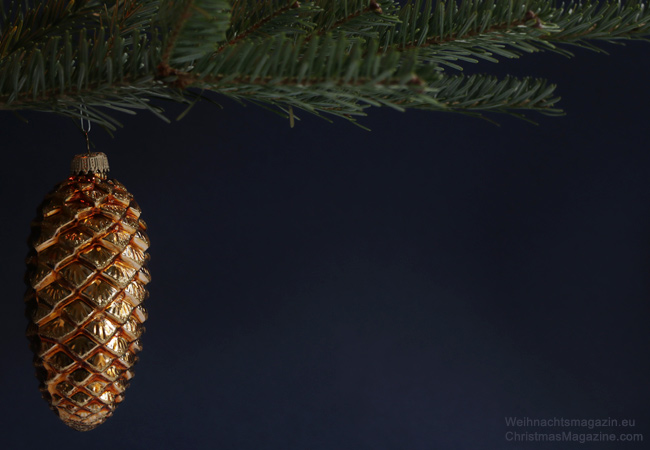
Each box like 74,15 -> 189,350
384,0 -> 650,67
226,0 -> 318,43
0,0 -> 99,59
0,0 -> 648,130
161,0 -> 231,64
310,0 -> 401,39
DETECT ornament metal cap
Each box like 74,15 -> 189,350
70,152 -> 110,175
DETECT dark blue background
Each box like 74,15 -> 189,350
1,40 -> 649,449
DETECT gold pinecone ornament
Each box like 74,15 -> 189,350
25,152 -> 150,431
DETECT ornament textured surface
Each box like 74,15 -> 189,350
25,169 -> 150,431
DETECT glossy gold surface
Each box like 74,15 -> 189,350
25,174 -> 150,432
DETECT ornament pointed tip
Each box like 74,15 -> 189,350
70,152 -> 109,176
65,420 -> 103,432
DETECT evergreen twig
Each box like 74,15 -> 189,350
0,0 -> 648,129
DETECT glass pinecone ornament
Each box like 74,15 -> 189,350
24,152 -> 150,431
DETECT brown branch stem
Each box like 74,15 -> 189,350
399,15 -> 535,50
160,0 -> 195,65
215,2 -> 299,54
304,2 -> 383,43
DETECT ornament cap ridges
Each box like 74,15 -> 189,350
70,152 -> 110,176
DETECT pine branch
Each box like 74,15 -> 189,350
204,72 -> 562,124
310,0 -> 400,40
221,0 -> 317,51
0,0 -> 101,59
109,0 -> 162,35
0,0 -> 648,129
0,0 -> 162,60
431,74 -> 561,120
192,35 -> 561,124
383,0 -> 650,68
159,0 -> 230,65
0,26 -> 186,130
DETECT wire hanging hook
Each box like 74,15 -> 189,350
79,104 -> 91,154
